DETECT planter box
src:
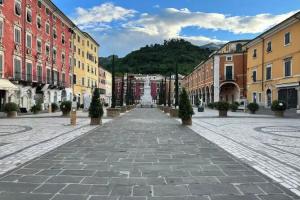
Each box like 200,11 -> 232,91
274,111 -> 284,117
164,106 -> 171,113
90,118 -> 102,125
7,111 -> 17,118
107,108 -> 121,118
218,110 -> 228,117
170,108 -> 179,118
62,111 -> 71,117
120,106 -> 127,113
182,118 -> 192,125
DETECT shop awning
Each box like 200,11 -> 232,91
0,79 -> 18,91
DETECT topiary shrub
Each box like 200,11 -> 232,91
60,101 -> 72,116
4,102 -> 19,113
89,89 -> 104,119
271,100 -> 287,111
207,102 -> 215,109
30,103 -> 42,114
179,88 -> 194,125
215,101 -> 230,117
247,102 -> 259,114
271,100 -> 286,117
230,103 -> 239,112
51,103 -> 58,112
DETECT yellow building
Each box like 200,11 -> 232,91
72,29 -> 99,105
246,11 -> 300,111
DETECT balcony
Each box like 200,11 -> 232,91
220,75 -> 238,83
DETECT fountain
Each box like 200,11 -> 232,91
140,76 -> 153,108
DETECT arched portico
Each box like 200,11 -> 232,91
220,82 -> 240,103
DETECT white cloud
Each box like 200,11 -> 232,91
73,3 -> 136,27
72,3 -> 298,56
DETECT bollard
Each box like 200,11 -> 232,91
70,109 -> 77,126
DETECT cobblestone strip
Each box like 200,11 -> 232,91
0,119 -> 112,175
183,119 -> 300,197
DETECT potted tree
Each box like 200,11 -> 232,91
230,102 -> 239,112
51,103 -> 59,112
60,101 -> 72,116
179,88 -> 194,125
30,103 -> 42,114
247,102 -> 259,114
89,88 -> 104,125
215,102 -> 230,117
4,102 -> 19,118
271,100 -> 287,117
207,102 -> 215,109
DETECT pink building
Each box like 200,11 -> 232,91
0,0 -> 74,112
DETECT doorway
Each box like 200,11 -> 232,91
0,90 -> 5,111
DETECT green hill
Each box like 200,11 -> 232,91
99,39 -> 213,75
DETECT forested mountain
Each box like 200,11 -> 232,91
99,39 -> 214,75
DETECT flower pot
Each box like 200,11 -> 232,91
90,117 -> 102,125
107,108 -> 121,118
120,106 -> 127,113
182,118 -> 192,125
198,106 -> 204,112
7,111 -> 17,118
274,111 -> 284,117
62,111 -> 70,117
218,110 -> 228,117
164,106 -> 171,113
249,110 -> 256,114
170,108 -> 179,118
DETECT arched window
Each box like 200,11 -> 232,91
266,89 -> 272,107
236,43 -> 243,52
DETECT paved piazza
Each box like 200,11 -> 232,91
0,111 -> 112,175
186,108 -> 300,197
0,109 -> 299,200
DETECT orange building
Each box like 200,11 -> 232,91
246,11 -> 300,111
183,40 -> 248,105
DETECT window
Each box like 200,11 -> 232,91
77,35 -> 80,43
37,65 -> 42,82
61,53 -> 65,64
252,92 -> 257,103
69,56 -> 72,67
46,22 -> 50,34
267,41 -> 272,53
0,53 -> 3,78
14,27 -> 21,44
46,44 -> 50,56
284,32 -> 291,46
15,0 -> 21,16
0,0 -> 3,5
87,41 -> 89,46
53,29 -> 57,39
61,34 -> 65,44
14,57 -> 21,80
26,62 -> 32,81
69,75 -> 72,85
73,74 -> 76,84
62,73 -> 65,85
258,93 -> 262,103
26,33 -> 32,49
88,79 -> 90,87
37,0 -> 42,8
0,19 -> 3,38
82,77 -> 85,86
46,8 -> 50,16
226,56 -> 232,61
37,16 -> 42,29
37,39 -> 42,53
225,65 -> 233,80
252,70 -> 257,82
26,8 -> 32,23
53,14 -> 56,21
53,71 -> 58,85
82,63 -> 84,70
53,48 -> 57,62
266,64 -> 272,80
284,58 -> 292,77
253,49 -> 257,58
78,61 -> 80,68
47,68 -> 51,83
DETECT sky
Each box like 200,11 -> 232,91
53,0 -> 300,57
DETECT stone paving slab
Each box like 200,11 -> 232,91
0,109 -> 299,199
183,108 -> 300,197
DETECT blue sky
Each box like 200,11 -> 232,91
53,0 -> 299,57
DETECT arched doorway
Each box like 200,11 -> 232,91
210,85 -> 214,103
54,92 -> 58,104
61,90 -> 67,101
220,82 -> 240,103
266,89 -> 272,107
202,88 -> 205,103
